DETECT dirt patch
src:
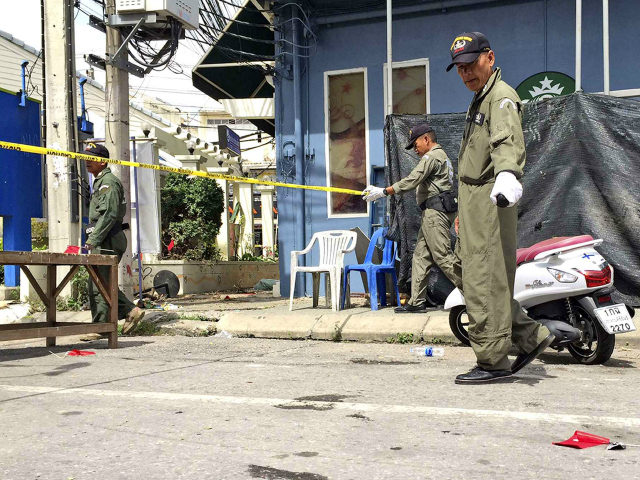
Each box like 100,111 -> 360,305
248,465 -> 328,480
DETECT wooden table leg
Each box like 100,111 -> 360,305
45,265 -> 56,347
108,262 -> 118,349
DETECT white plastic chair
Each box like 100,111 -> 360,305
289,230 -> 357,312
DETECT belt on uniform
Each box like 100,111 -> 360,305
459,176 -> 495,185
419,191 -> 457,213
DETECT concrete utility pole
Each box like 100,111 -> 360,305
105,0 -> 134,299
43,0 -> 80,259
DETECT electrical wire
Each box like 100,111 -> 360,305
25,50 -> 42,97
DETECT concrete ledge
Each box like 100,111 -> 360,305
309,313 -> 346,341
340,311 -> 429,342
0,286 -> 19,301
216,311 -> 320,339
142,260 -> 279,295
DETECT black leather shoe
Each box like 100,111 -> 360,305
510,333 -> 556,374
394,304 -> 436,313
455,366 -> 512,384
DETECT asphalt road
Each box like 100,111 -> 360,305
1,336 -> 639,480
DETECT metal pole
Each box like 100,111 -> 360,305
603,0 -> 610,95
292,7 -> 306,296
131,138 -> 144,304
575,0 -> 582,91
386,0 -> 393,115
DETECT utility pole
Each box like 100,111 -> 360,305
43,0 -> 80,277
105,0 -> 134,299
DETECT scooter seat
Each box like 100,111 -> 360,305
516,235 -> 595,265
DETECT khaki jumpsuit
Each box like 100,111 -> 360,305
86,167 -> 135,323
392,145 -> 463,307
457,68 -> 550,371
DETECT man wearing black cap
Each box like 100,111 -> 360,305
446,32 -> 554,384
363,124 -> 461,312
83,143 -> 144,336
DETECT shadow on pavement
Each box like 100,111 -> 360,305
0,340 -> 152,362
537,351 -> 636,369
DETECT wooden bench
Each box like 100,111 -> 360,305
0,251 -> 119,348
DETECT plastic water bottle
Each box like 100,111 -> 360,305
410,346 -> 444,357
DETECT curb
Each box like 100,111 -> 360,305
215,309 -> 461,344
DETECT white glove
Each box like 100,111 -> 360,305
362,185 -> 386,202
490,171 -> 522,207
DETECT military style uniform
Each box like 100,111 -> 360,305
457,68 -> 550,370
87,167 -> 135,323
392,145 -> 462,307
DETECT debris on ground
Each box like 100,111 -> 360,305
254,279 -> 277,292
214,330 -> 233,339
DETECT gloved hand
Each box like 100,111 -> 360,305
490,171 -> 522,207
362,185 -> 386,202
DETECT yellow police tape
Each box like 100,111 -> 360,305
0,140 -> 365,196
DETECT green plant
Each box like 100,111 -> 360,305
31,219 -> 48,250
332,323 -> 342,342
178,314 -> 210,321
125,320 -> 160,336
387,332 -> 416,344
70,268 -> 89,307
56,296 -> 83,312
26,295 -> 46,313
161,173 -> 224,261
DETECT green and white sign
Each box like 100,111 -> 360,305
516,72 -> 575,104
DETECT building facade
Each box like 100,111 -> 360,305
274,0 -> 640,297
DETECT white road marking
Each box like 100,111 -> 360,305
2,383 -> 639,427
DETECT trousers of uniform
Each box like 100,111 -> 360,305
408,208 -> 463,307
458,182 -> 550,371
88,231 -> 135,323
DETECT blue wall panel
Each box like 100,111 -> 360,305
0,91 -> 42,286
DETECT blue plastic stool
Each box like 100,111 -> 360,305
341,227 -> 401,311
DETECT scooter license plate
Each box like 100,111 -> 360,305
594,304 -> 636,334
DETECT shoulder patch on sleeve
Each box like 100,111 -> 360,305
99,185 -> 110,191
499,98 -> 517,110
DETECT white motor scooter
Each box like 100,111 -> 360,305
444,234 -> 636,364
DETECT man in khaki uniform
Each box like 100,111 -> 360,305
84,143 -> 144,335
363,124 -> 461,313
446,32 -> 554,384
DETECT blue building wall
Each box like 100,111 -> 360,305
277,0 -> 640,297
0,89 -> 42,286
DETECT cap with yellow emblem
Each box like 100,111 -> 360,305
84,142 -> 110,159
446,32 -> 491,72
405,123 -> 434,150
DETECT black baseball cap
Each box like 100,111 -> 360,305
446,32 -> 491,72
84,142 -> 110,159
405,123 -> 434,150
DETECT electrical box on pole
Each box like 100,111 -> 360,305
115,0 -> 199,29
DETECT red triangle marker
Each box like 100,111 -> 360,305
66,349 -> 96,356
553,431 -> 611,449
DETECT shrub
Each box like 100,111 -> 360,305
160,173 -> 224,261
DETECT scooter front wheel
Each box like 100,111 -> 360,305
449,306 -> 471,346
567,304 -> 615,365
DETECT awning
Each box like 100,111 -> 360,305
192,0 -> 275,136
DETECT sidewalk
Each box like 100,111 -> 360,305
2,291 -> 639,348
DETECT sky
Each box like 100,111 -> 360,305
0,0 -> 224,124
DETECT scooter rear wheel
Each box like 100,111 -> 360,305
567,305 -> 615,365
449,306 -> 471,346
